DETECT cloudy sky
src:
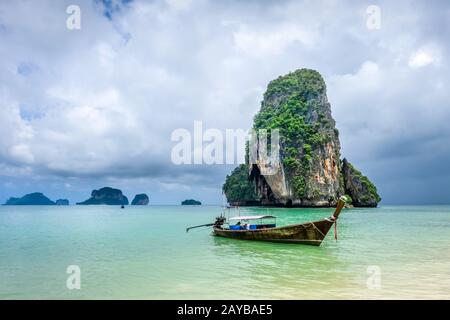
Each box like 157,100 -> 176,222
0,0 -> 449,205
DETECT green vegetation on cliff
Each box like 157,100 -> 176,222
222,68 -> 380,207
342,159 -> 381,206
253,69 -> 337,198
222,164 -> 257,203
351,164 -> 380,202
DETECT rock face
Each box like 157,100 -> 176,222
251,69 -> 342,207
342,158 -> 381,207
181,199 -> 201,205
55,199 -> 70,205
131,194 -> 149,205
77,187 -> 129,205
3,192 -> 55,205
223,68 -> 380,207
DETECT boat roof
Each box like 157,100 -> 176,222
228,215 -> 276,221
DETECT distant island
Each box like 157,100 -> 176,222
2,188 -> 151,206
222,69 -> 381,208
77,187 -> 129,205
55,199 -> 70,205
131,194 -> 149,205
3,192 -> 56,205
181,199 -> 201,205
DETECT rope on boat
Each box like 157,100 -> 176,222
325,216 -> 338,241
334,219 -> 338,241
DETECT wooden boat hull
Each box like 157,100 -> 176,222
213,218 -> 335,246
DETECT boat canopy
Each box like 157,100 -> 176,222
228,215 -> 276,221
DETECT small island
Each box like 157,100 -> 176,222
77,187 -> 129,205
181,199 -> 201,205
55,199 -> 70,205
3,192 -> 56,205
131,194 -> 149,205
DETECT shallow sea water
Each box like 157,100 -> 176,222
0,205 -> 449,299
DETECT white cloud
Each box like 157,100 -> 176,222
0,91 -> 35,169
9,144 -> 34,164
408,46 -> 441,68
233,24 -> 317,57
165,0 -> 192,11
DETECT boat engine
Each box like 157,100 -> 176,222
214,215 -> 226,227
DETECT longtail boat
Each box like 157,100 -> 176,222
186,198 -> 346,246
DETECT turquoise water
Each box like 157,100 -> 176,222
0,205 -> 449,299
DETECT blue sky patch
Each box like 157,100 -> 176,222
19,104 -> 44,121
95,0 -> 133,20
17,62 -> 38,76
